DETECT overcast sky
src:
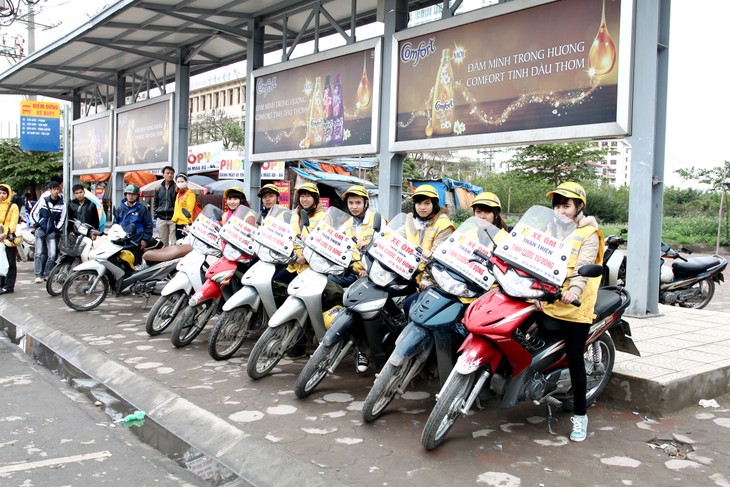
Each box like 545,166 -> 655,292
0,0 -> 726,189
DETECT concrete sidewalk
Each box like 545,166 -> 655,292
2,261 -> 730,486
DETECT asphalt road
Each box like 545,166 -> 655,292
0,336 -> 205,487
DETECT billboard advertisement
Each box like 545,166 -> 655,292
71,112 -> 112,172
250,38 -> 381,161
391,0 -> 633,152
115,95 -> 172,170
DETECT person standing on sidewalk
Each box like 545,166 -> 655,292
533,182 -> 604,443
67,184 -> 100,234
171,173 -> 195,239
0,183 -> 20,294
154,166 -> 177,246
30,181 -> 66,283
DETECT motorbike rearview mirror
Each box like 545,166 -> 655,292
681,247 -> 693,254
620,228 -> 628,235
372,213 -> 382,233
181,208 -> 191,219
577,264 -> 603,278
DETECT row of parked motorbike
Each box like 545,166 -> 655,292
41,203 -> 727,450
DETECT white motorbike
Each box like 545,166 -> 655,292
61,224 -> 191,311
247,206 -> 353,380
145,205 -> 223,336
46,220 -> 104,297
207,206 -> 294,361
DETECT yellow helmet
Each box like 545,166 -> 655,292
224,186 -> 246,200
257,183 -> 280,197
323,305 -> 344,330
119,250 -> 136,269
342,185 -> 368,200
471,192 -> 501,209
296,182 -> 320,196
546,182 -> 587,206
412,184 -> 439,200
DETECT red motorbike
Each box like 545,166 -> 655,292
421,206 -> 640,450
170,205 -> 258,348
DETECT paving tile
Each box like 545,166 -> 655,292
613,360 -> 675,379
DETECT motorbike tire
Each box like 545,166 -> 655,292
61,270 -> 109,312
559,333 -> 616,411
46,260 -> 77,297
145,291 -> 187,336
293,340 -> 345,399
208,306 -> 256,361
170,301 -> 217,348
362,356 -> 421,423
247,321 -> 298,380
421,372 -> 475,451
681,279 -> 715,309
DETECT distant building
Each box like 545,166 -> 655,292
590,139 -> 631,187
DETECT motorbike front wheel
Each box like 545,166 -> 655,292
681,279 -> 715,309
170,301 -> 217,348
146,291 -> 187,336
558,333 -> 616,411
247,321 -> 298,380
208,306 -> 256,361
362,356 -> 421,423
421,372 -> 475,451
61,270 -> 109,311
293,340 -> 345,399
46,259 -> 78,297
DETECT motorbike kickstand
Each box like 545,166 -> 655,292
544,396 -> 562,435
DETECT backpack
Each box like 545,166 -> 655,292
191,203 -> 202,222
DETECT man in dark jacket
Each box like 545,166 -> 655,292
30,180 -> 66,282
153,166 -> 176,246
67,184 -> 100,234
115,184 -> 153,265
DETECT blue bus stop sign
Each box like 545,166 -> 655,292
19,100 -> 61,152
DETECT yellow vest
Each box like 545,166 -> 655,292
344,211 -> 381,274
405,213 -> 455,281
287,207 -> 326,274
543,225 -> 605,323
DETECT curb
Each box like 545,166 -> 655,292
0,298 -> 329,487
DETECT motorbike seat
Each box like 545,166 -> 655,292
593,289 -> 622,321
143,244 -> 193,263
672,256 -> 725,278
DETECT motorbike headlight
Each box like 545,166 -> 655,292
368,261 -> 398,287
211,269 -> 236,285
431,266 -> 476,298
493,266 -> 544,299
223,244 -> 244,261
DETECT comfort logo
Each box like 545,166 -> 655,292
400,38 -> 436,67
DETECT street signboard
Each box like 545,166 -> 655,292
20,100 -> 61,152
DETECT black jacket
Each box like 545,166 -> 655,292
67,197 -> 100,232
153,182 -> 176,220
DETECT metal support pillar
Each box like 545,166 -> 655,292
625,0 -> 671,316
377,0 -> 409,218
173,48 -> 191,177
71,89 -> 81,121
244,19 -> 265,210
112,71 -> 127,211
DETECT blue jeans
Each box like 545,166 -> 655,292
34,229 -> 58,278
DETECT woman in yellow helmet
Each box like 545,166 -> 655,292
471,191 -> 508,230
408,184 -> 455,284
533,181 -> 604,443
222,187 -> 250,224
273,182 -> 326,284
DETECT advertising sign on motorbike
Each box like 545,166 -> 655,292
219,215 -> 257,254
255,215 -> 294,255
496,220 -> 571,285
190,214 -> 222,250
369,230 -> 420,279
306,223 -> 353,266
434,232 -> 493,290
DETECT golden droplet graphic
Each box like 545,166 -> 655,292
588,0 -> 616,77
425,125 -> 433,137
356,55 -> 372,109
303,137 -> 311,149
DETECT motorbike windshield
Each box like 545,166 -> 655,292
254,205 -> 295,264
219,204 -> 259,256
302,206 -> 354,276
432,216 -> 504,292
366,213 -> 422,285
494,205 -> 576,286
189,204 -> 224,253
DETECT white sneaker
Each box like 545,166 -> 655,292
570,414 -> 588,442
34,277 -> 42,283
356,352 -> 369,373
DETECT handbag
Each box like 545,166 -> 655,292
0,244 -> 8,277
4,232 -> 21,247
